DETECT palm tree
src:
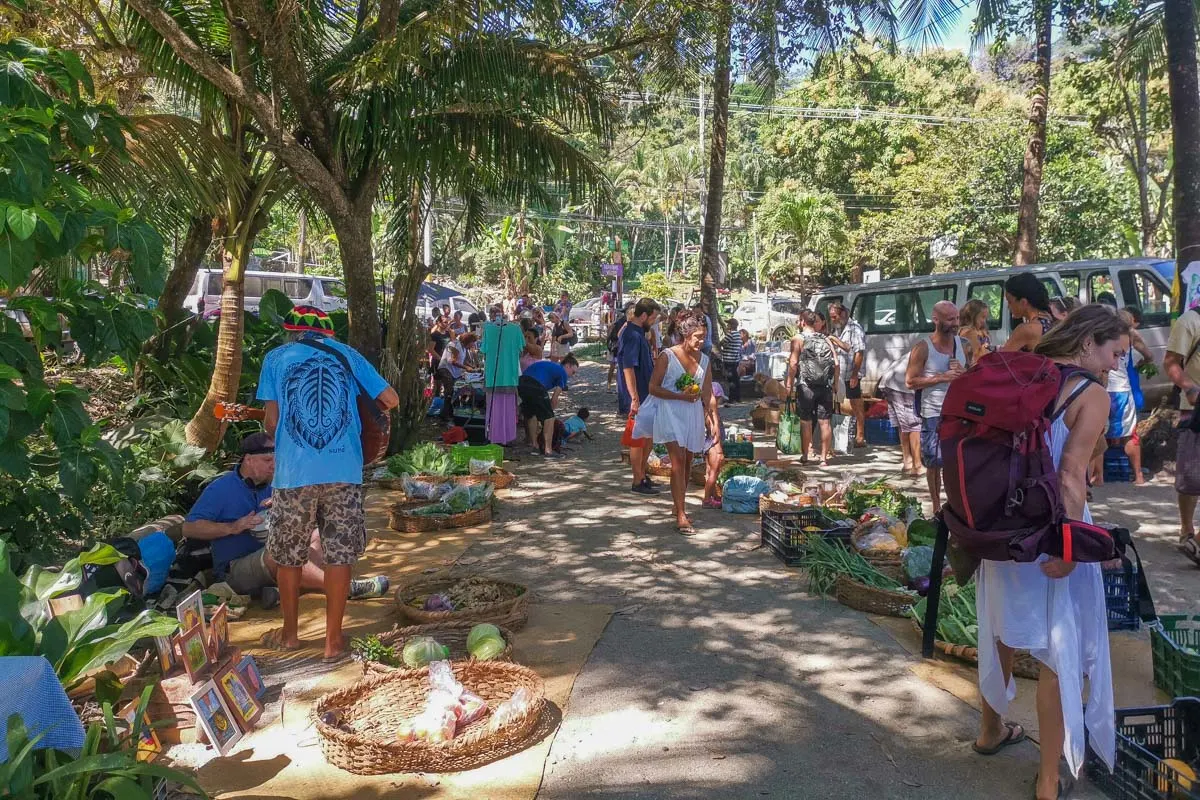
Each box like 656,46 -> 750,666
1012,0 -> 1054,265
1162,0 -> 1200,306
758,187 -> 847,300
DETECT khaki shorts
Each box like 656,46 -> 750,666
268,483 -> 366,568
1177,426 -> 1200,496
224,549 -> 274,595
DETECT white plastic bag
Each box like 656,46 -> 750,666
469,458 -> 496,476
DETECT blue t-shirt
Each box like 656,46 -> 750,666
185,469 -> 271,578
522,360 -> 569,392
564,416 -> 587,436
616,322 -> 653,415
256,334 -> 390,489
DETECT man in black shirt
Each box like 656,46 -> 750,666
606,301 -> 635,386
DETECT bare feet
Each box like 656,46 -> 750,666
261,628 -> 302,651
676,514 -> 696,535
323,635 -> 347,661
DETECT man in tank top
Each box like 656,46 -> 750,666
905,301 -> 968,512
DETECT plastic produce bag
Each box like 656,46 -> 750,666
486,687 -> 531,733
403,475 -> 451,501
469,458 -> 496,476
852,512 -> 904,552
721,475 -> 771,514
902,546 -> 935,583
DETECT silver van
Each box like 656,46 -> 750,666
809,258 -> 1174,404
184,269 -> 347,315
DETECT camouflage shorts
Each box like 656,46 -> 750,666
267,483 -> 366,567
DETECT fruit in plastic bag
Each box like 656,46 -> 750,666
469,635 -> 506,661
402,636 -> 451,668
486,687 -> 531,733
456,690 -> 489,727
467,623 -> 502,651
397,703 -> 457,743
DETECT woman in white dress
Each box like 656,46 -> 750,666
634,310 -> 718,534
974,305 -> 1128,800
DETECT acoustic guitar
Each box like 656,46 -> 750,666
214,401 -> 391,465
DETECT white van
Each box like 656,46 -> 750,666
734,294 -> 807,339
808,258 -> 1174,404
184,269 -> 347,315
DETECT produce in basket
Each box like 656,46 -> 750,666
469,635 -> 507,661
845,479 -> 921,519
388,443 -> 453,477
410,483 -> 495,516
467,623 -> 502,651
486,687 -> 531,733
906,518 -> 937,548
350,634 -> 400,667
910,577 -> 978,648
402,635 -> 451,668
423,593 -> 454,612
800,535 -> 910,597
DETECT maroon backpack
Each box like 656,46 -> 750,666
938,350 -> 1117,568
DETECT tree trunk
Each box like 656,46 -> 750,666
331,212 -> 382,364
148,214 -> 212,365
185,240 -> 248,450
296,208 -> 307,273
1167,0 -> 1200,307
699,0 -> 733,332
1014,0 -> 1053,266
383,188 -> 429,451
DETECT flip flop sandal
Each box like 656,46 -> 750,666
972,722 -> 1026,756
702,498 -> 722,509
676,524 -> 697,536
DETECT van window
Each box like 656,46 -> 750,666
1088,271 -> 1117,306
856,286 -> 956,334
1040,277 -> 1061,299
967,282 -> 1003,330
321,280 -> 346,298
243,276 -> 264,297
205,273 -> 223,296
1119,270 -> 1171,326
1060,273 -> 1080,299
772,300 -> 804,316
814,295 -> 843,320
284,278 -> 313,299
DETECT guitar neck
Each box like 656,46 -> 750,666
213,402 -> 266,421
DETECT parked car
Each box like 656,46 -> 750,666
734,294 -> 806,339
415,286 -> 478,323
567,296 -> 603,327
808,257 -> 1174,405
184,269 -> 347,315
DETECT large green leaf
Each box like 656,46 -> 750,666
4,206 -> 36,241
56,610 -> 179,687
38,590 -> 126,670
257,288 -> 294,326
0,232 -> 36,289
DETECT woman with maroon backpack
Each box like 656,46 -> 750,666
970,305 -> 1128,800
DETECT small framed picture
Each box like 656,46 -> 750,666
208,603 -> 228,659
176,590 -> 205,640
175,624 -> 211,681
215,661 -> 261,730
119,703 -> 162,762
189,679 -> 243,755
154,636 -> 178,675
235,654 -> 267,700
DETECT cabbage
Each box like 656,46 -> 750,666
467,623 -> 502,651
469,635 -> 506,661
402,636 -> 450,668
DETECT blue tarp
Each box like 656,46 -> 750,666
0,656 -> 85,762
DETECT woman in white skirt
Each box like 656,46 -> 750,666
634,310 -> 718,534
974,305 -> 1128,800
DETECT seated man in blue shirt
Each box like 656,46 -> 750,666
518,354 -> 578,458
184,432 -> 388,609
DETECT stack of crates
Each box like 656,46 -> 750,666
1103,447 -> 1133,483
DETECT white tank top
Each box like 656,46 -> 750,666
920,335 -> 965,418
1106,350 -> 1131,393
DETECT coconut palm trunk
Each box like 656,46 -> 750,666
1014,0 -> 1053,265
151,214 -> 213,362
1165,0 -> 1200,306
699,0 -> 733,331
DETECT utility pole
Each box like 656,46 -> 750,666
752,209 -> 760,294
296,209 -> 307,274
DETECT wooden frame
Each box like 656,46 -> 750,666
215,660 -> 262,730
235,654 -> 267,700
175,624 -> 211,681
208,603 -> 229,659
119,703 -> 162,762
175,589 -> 205,639
154,635 -> 178,675
189,679 -> 242,756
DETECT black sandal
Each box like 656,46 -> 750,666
1032,775 -> 1073,799
1181,538 -> 1200,567
972,722 -> 1026,755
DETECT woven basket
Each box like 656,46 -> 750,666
647,463 -> 673,478
395,577 -> 529,630
388,501 -> 493,533
911,620 -> 1040,680
374,472 -> 517,494
758,494 -> 817,514
313,661 -> 546,774
691,458 -> 754,488
362,622 -> 515,676
834,575 -> 916,618
861,549 -> 905,582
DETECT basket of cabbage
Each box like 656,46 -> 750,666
388,484 -> 495,532
355,622 -> 515,676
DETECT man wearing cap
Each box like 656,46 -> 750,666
183,432 -> 389,608
256,305 -> 399,659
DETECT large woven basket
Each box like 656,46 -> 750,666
313,661 -> 546,774
758,494 -> 817,514
861,549 -> 904,582
361,622 -> 515,676
647,463 -> 673,478
374,472 -> 517,493
690,458 -> 754,487
834,575 -> 916,618
911,620 -> 1040,680
388,500 -> 493,533
395,577 -> 529,630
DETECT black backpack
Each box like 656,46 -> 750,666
799,333 -> 835,387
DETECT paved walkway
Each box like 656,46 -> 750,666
448,359 -> 1200,799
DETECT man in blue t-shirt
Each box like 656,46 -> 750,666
184,432 -> 389,608
617,298 -> 661,495
518,354 -> 579,458
256,306 -> 399,659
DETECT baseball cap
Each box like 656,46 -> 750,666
240,432 -> 275,455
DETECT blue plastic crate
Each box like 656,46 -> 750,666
1103,563 -> 1141,632
865,417 -> 900,446
1105,447 -> 1133,483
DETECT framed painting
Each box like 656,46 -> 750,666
175,624 -> 211,681
235,655 -> 267,700
208,603 -> 228,659
119,703 -> 162,762
215,661 -> 262,729
189,679 -> 243,756
175,590 -> 205,639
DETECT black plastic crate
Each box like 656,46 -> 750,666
761,507 -> 852,566
1104,562 -> 1142,632
1088,697 -> 1200,800
865,417 -> 900,446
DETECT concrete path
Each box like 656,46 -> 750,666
440,359 -> 1200,799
